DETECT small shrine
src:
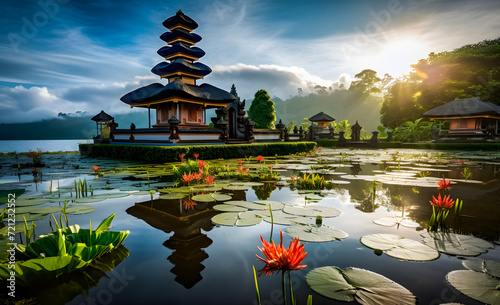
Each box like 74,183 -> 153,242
308,112 -> 335,127
91,110 -> 116,143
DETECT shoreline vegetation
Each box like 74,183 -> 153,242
0,151 -> 79,157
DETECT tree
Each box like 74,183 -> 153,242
248,89 -> 277,129
350,69 -> 382,94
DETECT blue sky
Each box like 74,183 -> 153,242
0,0 -> 499,123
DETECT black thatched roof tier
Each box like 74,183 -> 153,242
120,78 -> 235,107
160,29 -> 202,45
309,112 -> 335,122
423,97 -> 500,118
157,43 -> 205,60
151,59 -> 211,78
91,110 -> 113,122
162,10 -> 198,31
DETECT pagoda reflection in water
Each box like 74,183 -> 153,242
126,190 -> 247,289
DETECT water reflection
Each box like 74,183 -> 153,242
126,189 -> 248,289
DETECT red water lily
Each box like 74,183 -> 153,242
183,199 -> 197,210
238,159 -> 243,163
318,147 -> 322,150
269,164 -> 274,168
256,231 -> 307,276
28,153 -> 39,158
238,166 -> 246,173
437,176 -> 451,190
192,171 -> 203,181
430,193 -> 455,209
197,160 -> 206,169
256,155 -> 264,162
92,165 -> 99,174
193,153 -> 199,159
179,153 -> 185,160
205,176 -> 214,184
181,172 -> 193,183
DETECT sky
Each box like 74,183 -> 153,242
0,0 -> 499,124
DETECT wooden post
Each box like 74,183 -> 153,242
148,107 -> 151,129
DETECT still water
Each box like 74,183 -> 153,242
0,139 -> 90,154
0,149 -> 499,305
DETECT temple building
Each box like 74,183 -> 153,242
120,10 -> 235,129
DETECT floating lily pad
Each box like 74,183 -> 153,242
15,213 -> 48,222
462,259 -> 500,278
73,197 -> 105,204
15,199 -> 48,207
255,210 -> 310,225
421,232 -> 494,256
232,182 -> 265,186
129,190 -> 155,196
223,185 -> 250,191
286,224 -> 348,242
253,200 -> 285,210
361,234 -> 439,261
283,206 -> 342,218
213,204 -> 247,212
373,217 -> 420,228
225,200 -> 267,210
211,193 -> 232,201
306,266 -> 416,305
65,206 -> 97,215
446,270 -> 500,305
0,223 -> 33,235
192,194 -> 216,202
211,212 -> 262,226
159,193 -> 187,200
28,207 -> 63,214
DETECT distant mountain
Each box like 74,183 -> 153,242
0,111 -> 151,140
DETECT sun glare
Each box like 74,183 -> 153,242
378,39 -> 430,77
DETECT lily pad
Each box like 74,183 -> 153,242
0,223 -> 33,235
213,204 -> 247,212
211,193 -> 232,201
462,259 -> 500,278
361,234 -> 439,261
253,200 -> 285,210
223,185 -> 250,191
15,213 -> 48,222
446,270 -> 500,305
225,200 -> 267,210
15,199 -> 48,207
159,193 -> 187,200
28,207 -> 64,214
255,210 -> 310,225
65,206 -> 97,215
306,266 -> 416,305
211,212 -> 262,226
286,224 -> 348,242
283,205 -> 342,218
192,194 -> 216,202
421,232 -> 494,256
373,217 -> 420,228
73,197 -> 105,204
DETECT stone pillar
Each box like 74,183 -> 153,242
245,121 -> 255,142
275,119 -> 286,142
370,131 -> 380,148
329,126 -> 335,139
299,126 -> 304,140
217,117 -> 229,142
338,131 -> 346,146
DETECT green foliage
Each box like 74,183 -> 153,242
349,69 -> 382,94
381,37 -> 500,127
79,142 -> 316,162
248,89 -> 277,129
332,120 -> 352,138
172,159 -> 199,179
0,214 -> 130,286
289,174 -> 333,190
392,118 -> 435,142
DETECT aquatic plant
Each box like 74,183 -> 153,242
28,151 -> 41,166
437,176 -> 451,190
0,214 -> 130,287
428,194 -> 455,231
256,155 -> 264,162
193,153 -> 199,159
289,173 -> 332,190
462,167 -> 472,181
92,165 -> 99,174
178,153 -> 185,160
205,176 -> 214,184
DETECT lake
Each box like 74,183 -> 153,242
0,139 -> 90,154
0,148 -> 499,305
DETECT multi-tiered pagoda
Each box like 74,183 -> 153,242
120,10 -> 235,128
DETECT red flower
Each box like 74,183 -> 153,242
238,159 -> 243,163
318,147 -> 322,150
256,231 -> 307,276
32,168 -> 37,174
238,166 -> 247,173
256,155 -> 264,162
193,153 -> 199,159
183,199 -> 197,210
437,176 -> 451,190
197,160 -> 206,169
269,164 -> 274,168
192,171 -> 203,180
205,176 -> 214,184
458,160 -> 462,163
181,172 -> 193,183
92,165 -> 99,173
179,153 -> 185,160
430,194 -> 455,209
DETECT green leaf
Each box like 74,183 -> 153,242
225,200 -> 268,210
213,204 -> 248,212
255,210 -> 310,225
286,224 -> 348,242
95,213 -> 116,233
211,193 -> 232,201
361,234 -> 439,261
463,259 -> 500,278
253,200 -> 285,210
421,232 -> 494,256
192,194 -> 216,202
211,212 -> 262,226
159,193 -> 187,200
306,266 -> 416,305
446,270 -> 500,305
373,217 -> 420,228
283,205 -> 342,217
65,206 -> 97,215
